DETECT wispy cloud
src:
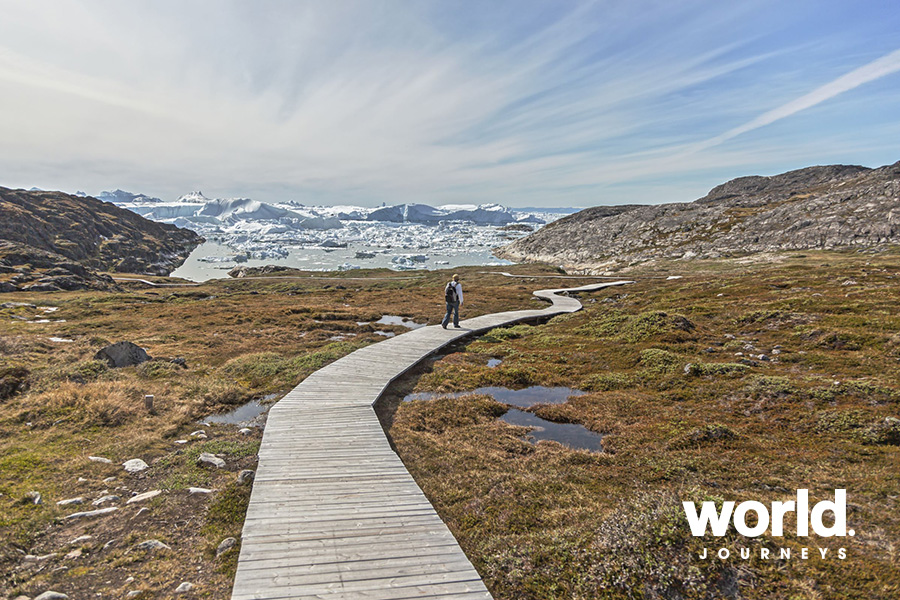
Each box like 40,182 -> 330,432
692,47 -> 900,152
0,1 -> 898,206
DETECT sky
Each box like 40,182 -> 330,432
1,1 -> 899,208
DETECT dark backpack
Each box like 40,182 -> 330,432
445,282 -> 458,303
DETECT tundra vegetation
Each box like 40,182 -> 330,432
386,249 -> 900,600
1,251 -> 898,599
0,266 -> 540,598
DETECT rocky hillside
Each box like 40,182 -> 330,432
497,161 -> 900,272
0,187 -> 202,292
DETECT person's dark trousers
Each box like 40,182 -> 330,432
442,301 -> 459,328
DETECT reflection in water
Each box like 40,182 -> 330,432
402,385 -> 602,451
201,393 -> 280,427
376,315 -> 426,329
501,408 -> 604,452
404,386 -> 584,408
487,358 -> 503,368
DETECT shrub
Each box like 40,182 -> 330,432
860,417 -> 900,445
0,366 -> 29,401
582,372 -> 636,391
685,363 -> 749,378
639,349 -> 682,375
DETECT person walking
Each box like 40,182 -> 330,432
441,274 -> 463,329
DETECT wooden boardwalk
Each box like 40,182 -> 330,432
231,281 -> 632,600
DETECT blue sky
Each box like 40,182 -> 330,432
0,0 -> 898,207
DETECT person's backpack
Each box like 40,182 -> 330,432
445,281 -> 458,303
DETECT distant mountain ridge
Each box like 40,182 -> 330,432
496,161 -> 900,272
0,187 -> 203,292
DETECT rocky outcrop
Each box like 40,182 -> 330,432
0,187 -> 203,286
94,342 -> 152,368
496,161 -> 900,271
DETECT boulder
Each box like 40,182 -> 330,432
216,537 -> 237,557
34,593 -> 69,600
133,539 -> 170,552
198,453 -> 225,469
126,490 -> 161,504
62,507 -> 118,521
95,342 -> 151,368
122,458 -> 149,473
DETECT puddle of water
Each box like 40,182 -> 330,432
403,386 -> 584,408
48,337 -> 75,343
376,315 -> 426,329
487,358 -> 503,368
375,331 -> 396,338
202,393 -> 280,427
501,409 -> 604,452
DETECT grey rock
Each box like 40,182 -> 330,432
197,453 -> 225,469
175,582 -> 194,594
133,507 -> 151,518
133,539 -> 170,552
237,469 -> 255,485
216,537 -> 237,557
758,354 -> 771,361
62,507 -> 118,520
94,341 -> 151,368
122,458 -> 149,473
92,495 -> 121,506
56,497 -> 84,506
238,427 -> 252,435
70,535 -> 93,545
88,456 -> 112,464
126,490 -> 161,504
188,487 -> 214,494
34,592 -> 68,600
125,592 -> 144,599
24,491 -> 42,505
498,161 -> 900,271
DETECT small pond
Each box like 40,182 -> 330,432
403,385 -> 585,408
501,409 -> 605,453
376,315 -> 427,329
201,393 -> 280,427
403,385 -> 602,452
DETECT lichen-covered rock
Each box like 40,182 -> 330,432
498,161 -> 900,272
95,342 -> 151,368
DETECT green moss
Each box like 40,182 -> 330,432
639,349 -> 682,375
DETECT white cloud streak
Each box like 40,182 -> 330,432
0,1 -> 898,206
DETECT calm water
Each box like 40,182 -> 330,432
376,315 -> 427,329
201,393 -> 280,427
403,385 -> 585,408
501,408 -> 604,452
402,385 -> 602,452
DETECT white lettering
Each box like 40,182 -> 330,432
780,548 -> 791,559
838,548 -> 847,560
699,548 -> 708,559
801,547 -> 809,559
734,501 -> 769,537
683,501 -> 735,537
811,489 -> 847,536
718,548 -> 730,559
740,547 -> 750,559
819,548 -> 829,558
771,500 -> 795,536
760,548 -> 770,559
797,489 -> 809,536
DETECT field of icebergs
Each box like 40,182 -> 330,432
94,190 -> 568,281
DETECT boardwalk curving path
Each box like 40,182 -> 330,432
232,280 -> 633,600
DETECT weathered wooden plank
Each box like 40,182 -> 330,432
232,281 -> 632,600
